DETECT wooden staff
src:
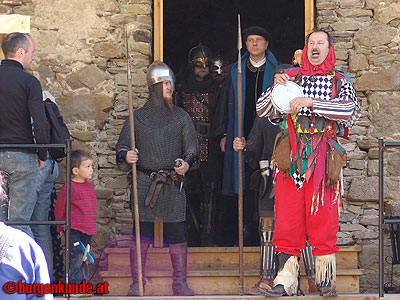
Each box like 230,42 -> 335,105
125,26 -> 143,296
236,14 -> 244,295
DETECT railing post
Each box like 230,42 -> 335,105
65,139 -> 72,289
379,137 -> 385,297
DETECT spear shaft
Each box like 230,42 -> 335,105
236,14 -> 244,295
126,26 -> 143,296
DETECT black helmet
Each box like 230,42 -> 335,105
188,45 -> 212,70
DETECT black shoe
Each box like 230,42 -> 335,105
316,281 -> 338,297
260,284 -> 287,297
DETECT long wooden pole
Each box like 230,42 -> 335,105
126,27 -> 143,296
236,14 -> 244,295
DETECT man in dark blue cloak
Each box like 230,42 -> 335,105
212,26 -> 278,245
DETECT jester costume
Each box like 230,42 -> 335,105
256,39 -> 360,296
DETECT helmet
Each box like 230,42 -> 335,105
147,61 -> 175,91
212,56 -> 225,75
188,45 -> 212,70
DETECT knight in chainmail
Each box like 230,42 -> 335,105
175,45 -> 224,246
116,61 -> 199,296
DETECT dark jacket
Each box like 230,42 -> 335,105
0,60 -> 49,160
213,50 -> 278,195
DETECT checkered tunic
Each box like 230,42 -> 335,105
256,72 -> 360,197
257,74 -> 359,127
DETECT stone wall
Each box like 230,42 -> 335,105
0,0 -> 152,249
317,0 -> 400,292
1,0 -> 400,293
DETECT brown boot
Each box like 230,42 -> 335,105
127,239 -> 150,296
261,253 -> 300,297
315,254 -> 338,297
169,242 -> 194,296
246,278 -> 272,295
307,278 -> 319,294
317,280 -> 338,296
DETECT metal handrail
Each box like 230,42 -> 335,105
379,137 -> 400,297
0,141 -> 72,293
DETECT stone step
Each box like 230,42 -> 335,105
56,295 -> 395,300
98,268 -> 365,296
105,245 -> 362,272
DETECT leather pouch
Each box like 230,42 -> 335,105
326,140 -> 346,187
272,129 -> 291,174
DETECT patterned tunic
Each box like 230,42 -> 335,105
256,70 -> 360,212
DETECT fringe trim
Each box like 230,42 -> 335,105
315,253 -> 336,285
273,256 -> 299,296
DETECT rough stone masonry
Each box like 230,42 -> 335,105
1,0 -> 400,292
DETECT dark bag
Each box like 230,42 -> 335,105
44,99 -> 70,160
272,129 -> 291,175
325,140 -> 346,187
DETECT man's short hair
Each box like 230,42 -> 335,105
71,150 -> 92,171
1,32 -> 30,59
306,29 -> 333,48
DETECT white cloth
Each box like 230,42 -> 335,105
249,57 -> 266,68
42,91 -> 56,104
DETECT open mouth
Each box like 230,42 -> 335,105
312,49 -> 320,58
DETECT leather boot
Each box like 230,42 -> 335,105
315,253 -> 338,297
246,278 -> 272,295
317,280 -> 338,297
127,239 -> 150,296
261,253 -> 299,297
308,278 -> 319,294
169,242 -> 195,296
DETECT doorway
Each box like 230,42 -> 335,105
163,0 -> 309,76
152,0 -> 313,247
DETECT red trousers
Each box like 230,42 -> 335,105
273,172 -> 339,257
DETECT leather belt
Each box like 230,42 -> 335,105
137,166 -> 181,208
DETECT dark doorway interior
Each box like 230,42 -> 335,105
164,0 -> 305,78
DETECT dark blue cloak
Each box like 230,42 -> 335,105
222,49 -> 278,196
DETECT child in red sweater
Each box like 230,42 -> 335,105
55,150 -> 97,284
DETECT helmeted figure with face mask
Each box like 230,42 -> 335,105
255,29 -> 360,297
211,55 -> 228,82
176,45 -> 224,246
116,61 -> 199,296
